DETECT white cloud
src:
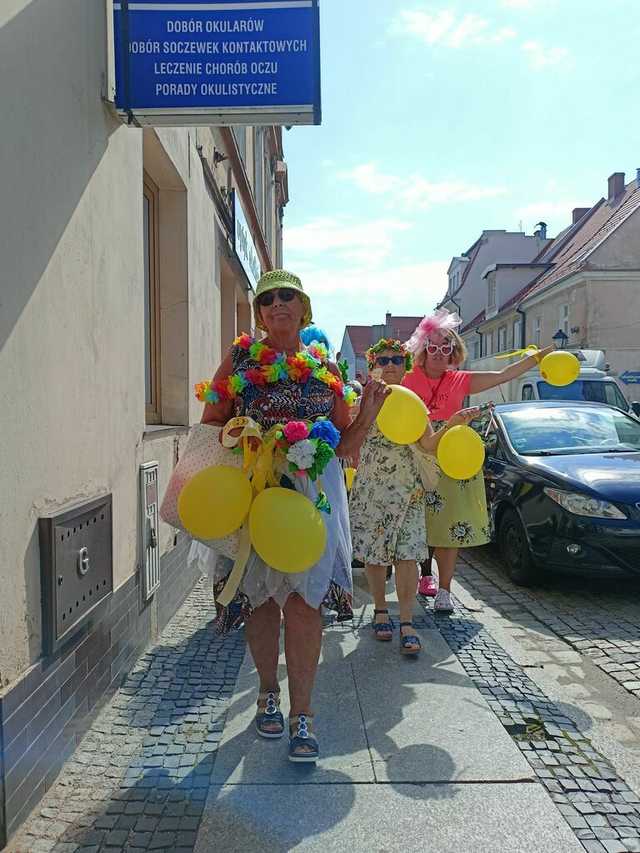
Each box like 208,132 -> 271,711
393,7 -> 569,71
516,199 -> 584,233
284,215 -> 448,347
284,216 -> 410,269
521,40 -> 571,70
500,0 -> 534,8
339,162 -> 507,210
393,9 -> 516,48
301,262 -> 450,352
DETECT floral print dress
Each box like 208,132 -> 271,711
349,425 -> 427,565
424,420 -> 490,548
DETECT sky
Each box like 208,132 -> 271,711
282,0 -> 640,352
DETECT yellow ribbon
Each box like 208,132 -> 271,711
495,344 -> 542,363
216,419 -> 286,605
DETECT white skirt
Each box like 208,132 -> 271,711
188,457 -> 353,616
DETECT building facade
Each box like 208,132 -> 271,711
439,228 -> 553,361
466,172 -> 640,401
340,314 -> 423,380
0,1 -> 288,843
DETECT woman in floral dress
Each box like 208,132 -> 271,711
349,339 -> 478,655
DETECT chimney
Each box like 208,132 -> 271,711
385,311 -> 391,328
534,221 -> 547,240
572,207 -> 589,224
608,172 -> 625,202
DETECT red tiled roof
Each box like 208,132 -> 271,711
389,316 -> 423,340
524,180 -> 640,301
461,309 -> 485,334
344,325 -> 373,355
344,316 -> 423,354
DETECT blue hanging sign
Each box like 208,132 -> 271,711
620,371 -> 640,385
113,0 -> 321,126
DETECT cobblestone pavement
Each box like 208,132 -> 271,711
9,558 -> 640,853
7,579 -> 244,853
418,592 -> 640,853
455,547 -> 640,702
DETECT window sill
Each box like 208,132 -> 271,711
143,424 -> 190,440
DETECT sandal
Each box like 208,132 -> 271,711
255,689 -> 284,739
372,608 -> 393,641
289,714 -> 319,763
399,622 -> 421,656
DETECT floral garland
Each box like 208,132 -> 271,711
195,334 -> 357,407
366,338 -> 413,371
229,417 -> 340,513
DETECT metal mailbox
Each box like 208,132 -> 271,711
39,495 -> 113,655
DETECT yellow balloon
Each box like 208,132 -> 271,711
345,467 -> 356,491
178,465 -> 252,540
540,351 -> 580,387
376,385 -> 429,445
249,487 -> 327,573
437,426 -> 485,481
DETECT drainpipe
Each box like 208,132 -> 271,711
475,327 -> 483,360
517,307 -> 526,348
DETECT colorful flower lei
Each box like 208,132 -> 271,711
195,334 -> 357,407
366,338 -> 413,371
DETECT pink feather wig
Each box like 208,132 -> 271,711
405,308 -> 462,354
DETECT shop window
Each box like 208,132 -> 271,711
143,174 -> 161,423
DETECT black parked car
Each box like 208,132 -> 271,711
482,401 -> 640,585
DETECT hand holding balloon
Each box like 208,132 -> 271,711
437,419 -> 486,481
376,385 -> 429,445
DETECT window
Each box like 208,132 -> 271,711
534,316 -> 542,347
498,326 -> 507,353
485,331 -> 494,356
513,318 -> 522,349
559,303 -> 569,337
472,339 -> 480,360
488,278 -> 497,310
253,128 -> 264,226
521,384 -> 534,401
143,174 -> 160,423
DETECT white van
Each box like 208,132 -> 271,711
470,349 -> 640,417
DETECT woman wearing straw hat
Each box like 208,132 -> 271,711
197,270 -> 389,763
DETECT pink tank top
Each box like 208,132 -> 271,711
402,369 -> 472,421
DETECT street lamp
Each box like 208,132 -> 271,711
552,329 -> 568,349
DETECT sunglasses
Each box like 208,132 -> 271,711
257,288 -> 297,307
426,341 -> 454,356
375,355 -> 405,366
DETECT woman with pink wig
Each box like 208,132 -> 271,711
403,309 -> 553,612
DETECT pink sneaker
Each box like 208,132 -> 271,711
418,575 -> 438,597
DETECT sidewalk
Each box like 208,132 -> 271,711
10,569 -> 637,852
194,578 -> 581,853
